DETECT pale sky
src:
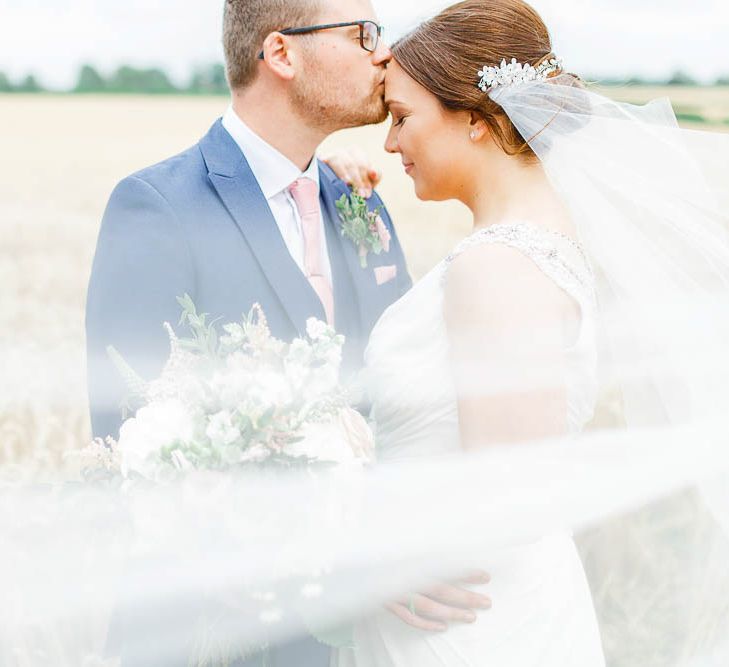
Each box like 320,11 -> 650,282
0,0 -> 727,89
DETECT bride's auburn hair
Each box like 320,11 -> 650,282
392,0 -> 578,160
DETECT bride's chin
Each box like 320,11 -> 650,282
413,179 -> 444,202
410,175 -> 428,200
412,182 -> 428,201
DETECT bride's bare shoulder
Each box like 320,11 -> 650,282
443,236 -> 574,330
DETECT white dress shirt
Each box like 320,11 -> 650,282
221,106 -> 333,286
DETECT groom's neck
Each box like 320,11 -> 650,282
230,87 -> 326,172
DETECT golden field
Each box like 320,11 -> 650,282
2,87 -> 729,469
0,92 -> 472,473
1,90 -> 728,665
1,88 -> 727,472
595,84 -> 729,129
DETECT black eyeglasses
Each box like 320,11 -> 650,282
257,20 -> 383,60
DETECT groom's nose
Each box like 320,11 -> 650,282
372,40 -> 392,67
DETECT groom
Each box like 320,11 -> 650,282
86,0 -> 411,445
86,0 -> 488,665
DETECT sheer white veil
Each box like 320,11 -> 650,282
2,74 -> 729,667
490,73 -> 729,429
491,71 -> 729,663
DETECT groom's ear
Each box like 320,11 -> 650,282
260,32 -> 297,82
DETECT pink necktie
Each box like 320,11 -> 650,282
288,177 -> 335,326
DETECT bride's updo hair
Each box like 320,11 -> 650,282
392,0 -> 582,160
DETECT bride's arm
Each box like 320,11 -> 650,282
444,243 -> 574,448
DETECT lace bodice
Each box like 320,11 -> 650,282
445,223 -> 595,305
364,222 -> 598,461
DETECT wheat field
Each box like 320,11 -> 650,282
2,89 -> 727,472
2,91 -> 729,665
0,92 -> 473,474
595,85 -> 729,128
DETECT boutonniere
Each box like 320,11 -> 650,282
335,187 -> 391,268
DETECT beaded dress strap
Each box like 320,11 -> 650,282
443,222 -> 596,309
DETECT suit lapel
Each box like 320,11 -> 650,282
199,120 -> 325,334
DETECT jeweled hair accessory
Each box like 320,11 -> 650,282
477,56 -> 562,92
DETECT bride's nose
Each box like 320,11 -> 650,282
384,126 -> 400,154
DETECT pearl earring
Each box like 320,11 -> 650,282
470,131 -> 476,140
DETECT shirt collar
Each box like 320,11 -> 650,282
221,106 -> 320,200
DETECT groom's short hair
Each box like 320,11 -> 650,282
223,0 -> 323,89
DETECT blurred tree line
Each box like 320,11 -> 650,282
0,63 -> 229,95
0,64 -> 728,94
593,71 -> 729,86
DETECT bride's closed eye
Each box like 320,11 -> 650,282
392,114 -> 408,127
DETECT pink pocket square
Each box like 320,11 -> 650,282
374,265 -> 398,286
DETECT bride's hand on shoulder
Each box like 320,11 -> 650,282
385,571 -> 491,632
319,147 -> 382,198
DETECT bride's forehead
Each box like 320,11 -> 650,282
385,63 -> 435,104
385,63 -> 416,94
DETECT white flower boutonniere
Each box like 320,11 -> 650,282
335,187 -> 391,268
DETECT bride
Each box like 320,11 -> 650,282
330,0 -> 729,664
3,1 -> 728,665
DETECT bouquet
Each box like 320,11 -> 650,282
78,296 -> 373,664
90,295 -> 374,482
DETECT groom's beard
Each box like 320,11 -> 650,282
291,63 -> 388,132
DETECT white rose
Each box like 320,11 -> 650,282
240,443 -> 272,464
211,360 -> 252,409
323,345 -> 343,368
206,410 -> 240,447
306,365 -> 340,398
287,338 -> 313,364
221,322 -> 245,345
306,318 -> 330,341
251,370 -> 293,408
118,399 -> 194,479
285,340 -> 314,389
285,360 -> 309,390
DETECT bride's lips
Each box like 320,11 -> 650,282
403,162 -> 414,175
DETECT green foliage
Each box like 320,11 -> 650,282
667,70 -> 698,86
674,112 -> 708,124
585,75 -> 666,87
14,62 -> 729,96
0,71 -> 13,92
188,63 -> 228,95
74,64 -> 106,93
106,65 -> 179,94
176,293 -> 222,357
335,188 -> 385,268
336,192 -> 373,241
625,76 -> 649,86
17,74 -> 43,93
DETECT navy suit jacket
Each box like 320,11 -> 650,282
85,119 -> 412,666
86,118 -> 412,442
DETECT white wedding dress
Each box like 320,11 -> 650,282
335,222 -> 606,666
